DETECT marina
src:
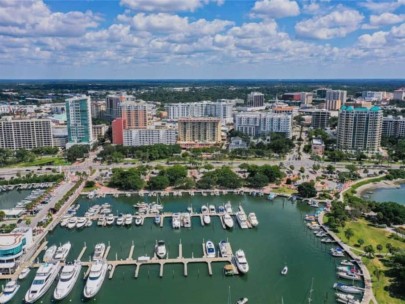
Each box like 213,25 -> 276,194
0,194 -> 360,303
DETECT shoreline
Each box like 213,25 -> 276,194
356,179 -> 405,197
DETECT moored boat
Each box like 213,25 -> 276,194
331,247 -> 345,257
53,261 -> 82,300
83,260 -> 107,299
236,298 -> 249,304
76,217 -> 87,229
106,214 -> 115,225
234,249 -> 249,274
54,242 -> 71,261
67,217 -> 77,229
333,282 -> 363,294
0,280 -> 19,304
124,214 -> 133,226
25,262 -> 60,303
225,201 -> 232,213
43,245 -> 57,262
172,213 -> 181,229
205,240 -> 216,258
203,214 -> 211,225
134,215 -> 142,226
236,212 -> 248,229
92,243 -> 106,261
337,271 -> 362,281
209,205 -> 216,214
248,213 -> 259,227
223,213 -> 234,228
18,268 -> 30,280
116,214 -> 124,226
281,266 -> 288,275
218,240 -> 230,258
201,205 -> 208,213
154,215 -> 161,225
155,240 -> 167,259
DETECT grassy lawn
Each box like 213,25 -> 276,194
14,157 -> 69,167
82,186 -> 98,192
336,219 -> 405,304
272,186 -> 296,195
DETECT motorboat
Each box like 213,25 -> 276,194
87,191 -> 95,199
172,213 -> 181,229
234,249 -> 249,274
304,214 -> 316,221
321,237 -> 336,243
331,248 -> 345,257
0,280 -> 19,304
106,214 -> 115,225
338,271 -> 362,281
306,222 -> 320,230
83,260 -> 107,299
60,218 -> 69,227
134,202 -> 148,209
18,267 -> 30,280
124,214 -> 133,226
85,220 -> 93,227
218,205 -> 225,213
182,213 -> 191,228
155,240 -> 167,259
205,240 -> 216,258
336,292 -> 358,302
236,212 -> 248,229
341,260 -> 356,266
53,261 -> 82,300
315,231 -> 327,237
337,266 -> 363,276
97,216 -> 105,226
268,192 -> 276,200
203,214 -> 211,225
248,213 -> 259,227
134,215 -> 142,226
236,298 -> 249,304
43,245 -> 57,262
218,240 -> 230,258
201,205 -> 208,213
76,217 -> 87,229
333,282 -> 363,294
336,298 -> 360,304
281,266 -> 288,275
223,213 -> 234,228
116,214 -> 124,226
225,201 -> 232,213
154,215 -> 161,225
54,242 -> 71,261
92,243 -> 106,261
209,205 -> 216,214
25,262 -> 61,303
67,217 -> 77,229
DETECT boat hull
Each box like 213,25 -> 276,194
53,264 -> 82,300
0,286 -> 19,304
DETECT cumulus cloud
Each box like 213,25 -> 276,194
362,12 -> 405,29
358,31 -> 388,48
0,0 -> 100,37
295,9 -> 364,39
120,0 -> 223,12
358,0 -> 403,13
250,0 -> 300,19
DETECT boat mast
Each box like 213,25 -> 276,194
308,278 -> 314,303
228,286 -> 231,304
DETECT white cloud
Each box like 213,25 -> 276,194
250,0 -> 300,19
359,0 -> 402,14
391,22 -> 405,37
120,0 -> 223,12
295,9 -> 364,39
0,0 -> 99,37
358,31 -> 388,48
362,12 -> 405,29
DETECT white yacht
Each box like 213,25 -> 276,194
234,249 -> 249,274
236,298 -> 249,304
116,214 -> 124,226
60,218 -> 69,227
76,217 -> 87,229
248,213 -> 259,227
223,213 -> 234,228
209,205 -> 216,214
201,205 -> 208,213
97,216 -> 105,226
25,262 -> 61,303
85,220 -> 93,227
172,213 -> 181,229
54,242 -> 71,261
124,214 -> 133,226
218,240 -> 230,258
236,212 -> 248,229
53,261 -> 82,301
67,217 -> 77,229
155,240 -> 167,259
205,240 -> 216,258
0,280 -> 19,304
203,214 -> 211,225
18,267 -> 30,280
43,245 -> 57,262
225,201 -> 232,213
83,260 -> 107,299
134,215 -> 142,226
182,213 -> 191,228
281,265 -> 288,275
106,214 -> 115,225
93,243 -> 106,261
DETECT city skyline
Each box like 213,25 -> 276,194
1,0 -> 405,79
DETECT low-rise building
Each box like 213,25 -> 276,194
0,228 -> 32,274
311,138 -> 325,155
92,124 -> 109,140
228,137 -> 248,151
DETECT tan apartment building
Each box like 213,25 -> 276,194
178,117 -> 221,148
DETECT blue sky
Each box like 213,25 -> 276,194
0,0 -> 405,79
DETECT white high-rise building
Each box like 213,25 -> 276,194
0,118 -> 53,150
234,112 -> 292,138
337,105 -> 382,153
326,90 -> 347,104
123,128 -> 176,147
393,88 -> 405,101
66,95 -> 94,148
382,116 -> 405,138
247,92 -> 265,108
165,101 -> 233,123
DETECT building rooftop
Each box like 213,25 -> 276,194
0,234 -> 24,248
340,105 -> 380,112
178,117 -> 221,122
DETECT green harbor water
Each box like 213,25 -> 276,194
6,194 -> 356,304
366,184 -> 405,205
0,190 -> 30,209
